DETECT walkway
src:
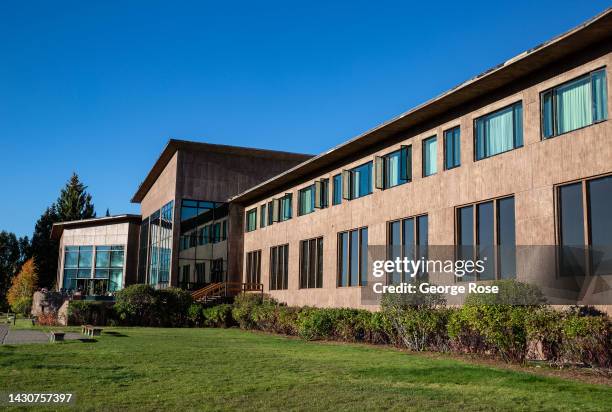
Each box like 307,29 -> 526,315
0,325 -> 81,344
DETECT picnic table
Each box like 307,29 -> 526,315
81,324 -> 103,337
49,331 -> 65,342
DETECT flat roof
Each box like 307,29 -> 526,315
230,8 -> 612,205
131,139 -> 314,203
51,214 -> 142,240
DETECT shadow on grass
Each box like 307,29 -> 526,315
104,331 -> 128,337
77,338 -> 97,343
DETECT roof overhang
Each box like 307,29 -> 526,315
230,8 -> 612,205
51,214 -> 142,240
131,139 -> 313,203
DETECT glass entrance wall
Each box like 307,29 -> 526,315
146,201 -> 174,287
62,245 -> 125,295
178,200 -> 228,290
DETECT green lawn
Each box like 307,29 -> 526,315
0,327 -> 610,411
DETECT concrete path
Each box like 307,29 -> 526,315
1,327 -> 82,345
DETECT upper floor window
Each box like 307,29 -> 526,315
342,161 -> 372,200
542,68 -> 607,139
260,204 -> 267,228
444,127 -> 461,170
338,227 -> 368,287
456,196 -> 516,281
246,209 -> 257,232
332,174 -> 342,205
298,185 -> 315,216
475,102 -> 523,160
280,194 -> 292,221
375,146 -> 412,190
422,136 -> 437,177
267,200 -> 274,225
180,199 -> 219,221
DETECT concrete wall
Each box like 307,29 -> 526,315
242,44 -> 612,308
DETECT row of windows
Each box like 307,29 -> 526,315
179,220 -> 227,250
246,194 -> 292,231
62,245 -> 124,293
245,68 -> 608,230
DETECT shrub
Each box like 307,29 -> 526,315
37,312 -> 59,326
466,280 -> 546,306
156,288 -> 193,327
296,308 -> 337,340
188,303 -> 204,326
274,306 -> 300,335
202,304 -> 234,328
68,301 -> 115,326
114,284 -> 158,326
10,296 -> 32,316
231,293 -> 267,329
525,307 -> 564,363
562,313 -> 611,368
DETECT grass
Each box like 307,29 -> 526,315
0,327 -> 610,411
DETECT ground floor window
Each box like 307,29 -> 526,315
456,196 -> 516,280
246,250 -> 262,284
558,174 -> 612,276
387,214 -> 428,283
300,237 -> 323,288
338,227 -> 368,287
63,245 -> 123,294
270,244 -> 289,290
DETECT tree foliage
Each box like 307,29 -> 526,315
0,231 -> 31,309
7,257 -> 38,314
56,173 -> 96,222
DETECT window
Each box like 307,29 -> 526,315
147,200 -> 173,286
179,265 -> 191,289
267,200 -> 274,225
246,250 -> 261,284
456,196 -> 516,280
199,225 -> 210,245
558,175 -> 612,276
63,246 -> 93,290
444,127 -> 461,170
211,258 -> 224,283
180,199 -> 219,221
332,174 -> 342,205
342,162 -> 372,200
280,194 -> 292,221
317,179 -> 329,209
260,204 -> 267,228
422,136 -> 437,177
337,227 -> 368,287
195,262 -> 205,285
475,102 -> 523,160
387,215 -> 428,283
94,245 -> 124,291
246,209 -> 257,232
300,237 -> 323,288
376,146 -> 411,190
542,68 -> 607,138
270,244 -> 289,290
298,185 -> 315,216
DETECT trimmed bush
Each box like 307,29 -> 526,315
114,285 -> 193,327
525,307 -> 564,363
231,293 -> 266,329
156,288 -> 193,327
188,303 -> 204,326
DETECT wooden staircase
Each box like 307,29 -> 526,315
191,282 -> 263,304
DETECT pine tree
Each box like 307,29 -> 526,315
56,173 -> 96,222
31,205 -> 60,289
0,231 -> 21,309
105,208 -> 111,217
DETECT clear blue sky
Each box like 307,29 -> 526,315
0,1 -> 609,237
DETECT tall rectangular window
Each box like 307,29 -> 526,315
387,214 -> 428,283
300,237 -> 323,288
444,127 -> 461,170
378,146 -> 411,189
246,250 -> 261,284
475,102 -> 523,160
280,194 -> 292,221
332,174 -> 342,205
456,196 -> 516,280
267,200 -> 274,225
558,175 -> 612,276
298,185 -> 315,216
260,204 -> 267,228
246,209 -> 257,232
542,68 -> 607,138
270,244 -> 289,290
337,227 -> 368,287
422,136 -> 437,177
316,179 -> 329,209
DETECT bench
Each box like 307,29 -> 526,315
50,331 -> 65,342
82,325 -> 103,337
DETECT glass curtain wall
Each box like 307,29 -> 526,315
148,200 -> 174,287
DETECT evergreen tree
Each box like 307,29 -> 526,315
105,208 -> 111,217
30,205 -> 60,289
0,231 -> 21,309
56,173 -> 96,221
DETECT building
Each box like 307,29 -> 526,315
231,10 -> 612,308
130,139 -> 313,290
51,215 -> 141,295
